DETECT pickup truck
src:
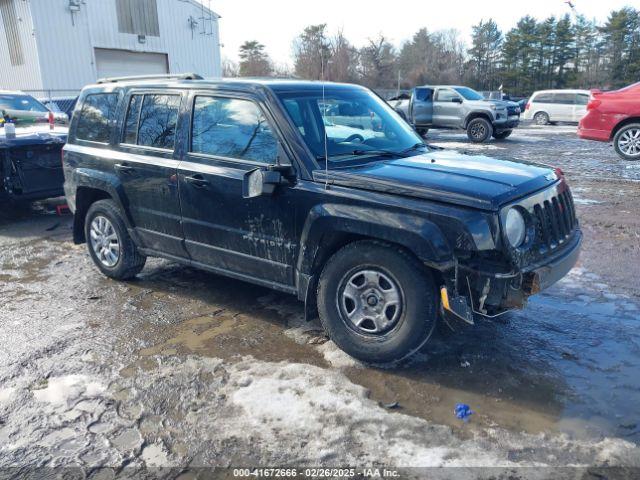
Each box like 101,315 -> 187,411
389,85 -> 521,143
63,75 -> 580,364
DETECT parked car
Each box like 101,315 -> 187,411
578,82 -> 640,160
389,85 -> 521,143
63,75 -> 581,364
523,89 -> 590,125
0,91 -> 69,125
0,124 -> 67,203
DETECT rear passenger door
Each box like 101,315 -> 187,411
553,93 -> 575,122
115,91 -> 187,257
410,88 -> 433,126
177,92 -> 298,287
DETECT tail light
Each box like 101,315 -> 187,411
48,111 -> 54,130
525,102 -> 530,111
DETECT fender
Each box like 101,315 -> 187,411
464,110 -> 494,128
70,168 -> 134,243
297,203 -> 453,276
295,203 -> 455,315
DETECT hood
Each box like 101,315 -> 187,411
484,99 -> 517,109
318,150 -> 558,211
0,125 -> 68,147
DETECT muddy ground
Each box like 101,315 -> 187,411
0,124 -> 639,478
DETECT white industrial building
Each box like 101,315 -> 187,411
0,0 -> 222,93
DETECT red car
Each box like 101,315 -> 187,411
578,82 -> 640,160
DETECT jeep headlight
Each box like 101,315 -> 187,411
504,208 -> 526,247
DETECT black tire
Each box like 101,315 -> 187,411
317,240 -> 438,365
416,127 -> 429,137
493,130 -> 512,140
85,199 -> 146,280
466,117 -> 493,143
534,111 -> 549,126
613,123 -> 640,161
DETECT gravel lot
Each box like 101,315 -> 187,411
1,124 -> 639,478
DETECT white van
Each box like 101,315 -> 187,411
523,89 -> 590,125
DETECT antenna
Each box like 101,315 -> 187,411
321,49 -> 329,190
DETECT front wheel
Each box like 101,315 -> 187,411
466,118 -> 493,143
493,130 -> 512,140
317,240 -> 438,365
613,123 -> 640,160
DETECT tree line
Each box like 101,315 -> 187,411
223,7 -> 640,96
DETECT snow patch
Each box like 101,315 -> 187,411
32,375 -> 105,407
317,341 -> 364,369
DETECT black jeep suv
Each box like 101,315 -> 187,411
63,74 -> 581,364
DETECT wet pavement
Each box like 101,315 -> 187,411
1,125 -> 639,476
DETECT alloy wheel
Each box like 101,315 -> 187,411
618,128 -> 640,158
89,215 -> 120,267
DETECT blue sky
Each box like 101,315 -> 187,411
206,0 -> 634,66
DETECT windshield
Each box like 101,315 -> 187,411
453,87 -> 485,101
277,87 -> 425,167
0,94 -> 49,113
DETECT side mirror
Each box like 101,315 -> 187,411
242,165 -> 293,199
452,97 -> 463,104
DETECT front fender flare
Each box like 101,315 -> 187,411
297,203 -> 454,277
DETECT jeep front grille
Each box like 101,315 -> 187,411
532,189 -> 576,252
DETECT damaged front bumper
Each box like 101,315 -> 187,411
441,230 -> 582,324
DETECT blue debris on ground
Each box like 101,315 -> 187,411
454,403 -> 474,422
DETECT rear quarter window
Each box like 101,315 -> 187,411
75,93 -> 119,143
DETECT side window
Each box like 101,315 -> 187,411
414,88 -> 432,102
435,89 -> 459,102
123,94 -> 143,144
555,93 -> 575,105
191,96 -> 278,164
576,93 -> 589,106
75,93 -> 119,143
137,95 -> 180,149
534,93 -> 553,103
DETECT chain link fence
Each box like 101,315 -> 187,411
22,89 -> 81,117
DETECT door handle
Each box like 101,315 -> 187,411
184,174 -> 210,188
114,163 -> 135,174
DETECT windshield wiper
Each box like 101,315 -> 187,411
350,149 -> 407,158
400,142 -> 429,154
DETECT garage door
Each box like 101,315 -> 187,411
94,48 -> 168,79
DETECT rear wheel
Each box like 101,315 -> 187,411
466,118 -> 493,143
85,199 -> 146,280
534,111 -> 549,125
613,123 -> 640,160
493,130 -> 512,140
317,240 -> 438,365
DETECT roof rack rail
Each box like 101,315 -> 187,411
96,73 -> 203,84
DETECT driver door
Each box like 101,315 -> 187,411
177,92 -> 298,287
433,88 -> 463,127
